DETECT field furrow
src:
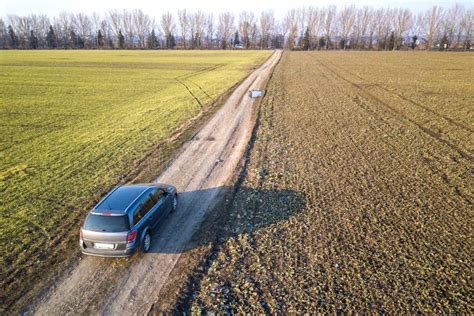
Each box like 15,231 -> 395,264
186,51 -> 473,313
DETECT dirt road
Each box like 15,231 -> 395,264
31,50 -> 281,315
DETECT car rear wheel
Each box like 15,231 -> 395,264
171,194 -> 178,213
142,231 -> 151,253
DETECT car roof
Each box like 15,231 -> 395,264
94,184 -> 156,214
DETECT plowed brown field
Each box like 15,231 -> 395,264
185,51 -> 473,313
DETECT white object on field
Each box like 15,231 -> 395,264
249,90 -> 264,98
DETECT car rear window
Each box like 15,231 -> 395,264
83,214 -> 130,232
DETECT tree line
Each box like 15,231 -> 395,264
1,4 -> 472,51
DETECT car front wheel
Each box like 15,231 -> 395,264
142,231 -> 151,253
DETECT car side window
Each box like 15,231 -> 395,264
152,189 -> 165,203
133,193 -> 156,225
141,194 -> 155,214
133,207 -> 143,225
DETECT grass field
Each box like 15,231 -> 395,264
0,50 -> 270,306
186,51 -> 473,313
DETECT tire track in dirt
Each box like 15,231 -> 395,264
316,54 -> 473,134
315,55 -> 474,180
175,64 -> 226,104
307,54 -> 472,205
310,54 -> 473,160
175,78 -> 204,107
350,94 -> 473,204
185,79 -> 214,102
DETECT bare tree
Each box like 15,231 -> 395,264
217,12 -> 234,49
338,5 -> 356,49
239,11 -> 256,49
459,7 -> 473,50
27,14 -> 50,48
316,9 -> 327,48
7,15 -> 32,47
271,20 -> 285,48
161,12 -> 175,48
55,12 -> 74,47
393,8 -> 413,49
122,10 -> 134,48
421,6 -> 445,49
189,11 -> 205,49
99,19 -> 111,48
0,18 -> 7,49
443,3 -> 464,48
305,7 -> 320,49
260,10 -> 274,49
204,14 -> 214,49
90,12 -> 101,32
108,10 -> 123,42
133,9 -> 153,48
297,7 -> 307,46
373,8 -> 390,50
249,17 -> 258,48
353,6 -> 371,49
73,13 -> 92,47
323,5 -> 337,49
88,12 -> 102,48
366,8 -> 378,49
284,9 -> 298,49
178,9 -> 189,48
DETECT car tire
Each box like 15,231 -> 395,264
142,231 -> 151,253
171,194 -> 178,213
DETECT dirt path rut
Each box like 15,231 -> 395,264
32,50 -> 281,315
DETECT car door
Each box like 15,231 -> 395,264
133,191 -> 158,231
162,190 -> 173,214
152,189 -> 171,220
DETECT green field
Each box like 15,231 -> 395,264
0,50 -> 270,301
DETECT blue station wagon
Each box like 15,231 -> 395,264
80,184 -> 178,257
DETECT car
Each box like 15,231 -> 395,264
80,183 -> 177,257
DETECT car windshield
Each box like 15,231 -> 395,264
83,214 -> 130,232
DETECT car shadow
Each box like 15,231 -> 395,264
147,185 -> 306,254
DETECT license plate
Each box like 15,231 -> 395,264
94,243 -> 114,249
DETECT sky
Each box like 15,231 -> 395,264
1,0 -> 472,19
